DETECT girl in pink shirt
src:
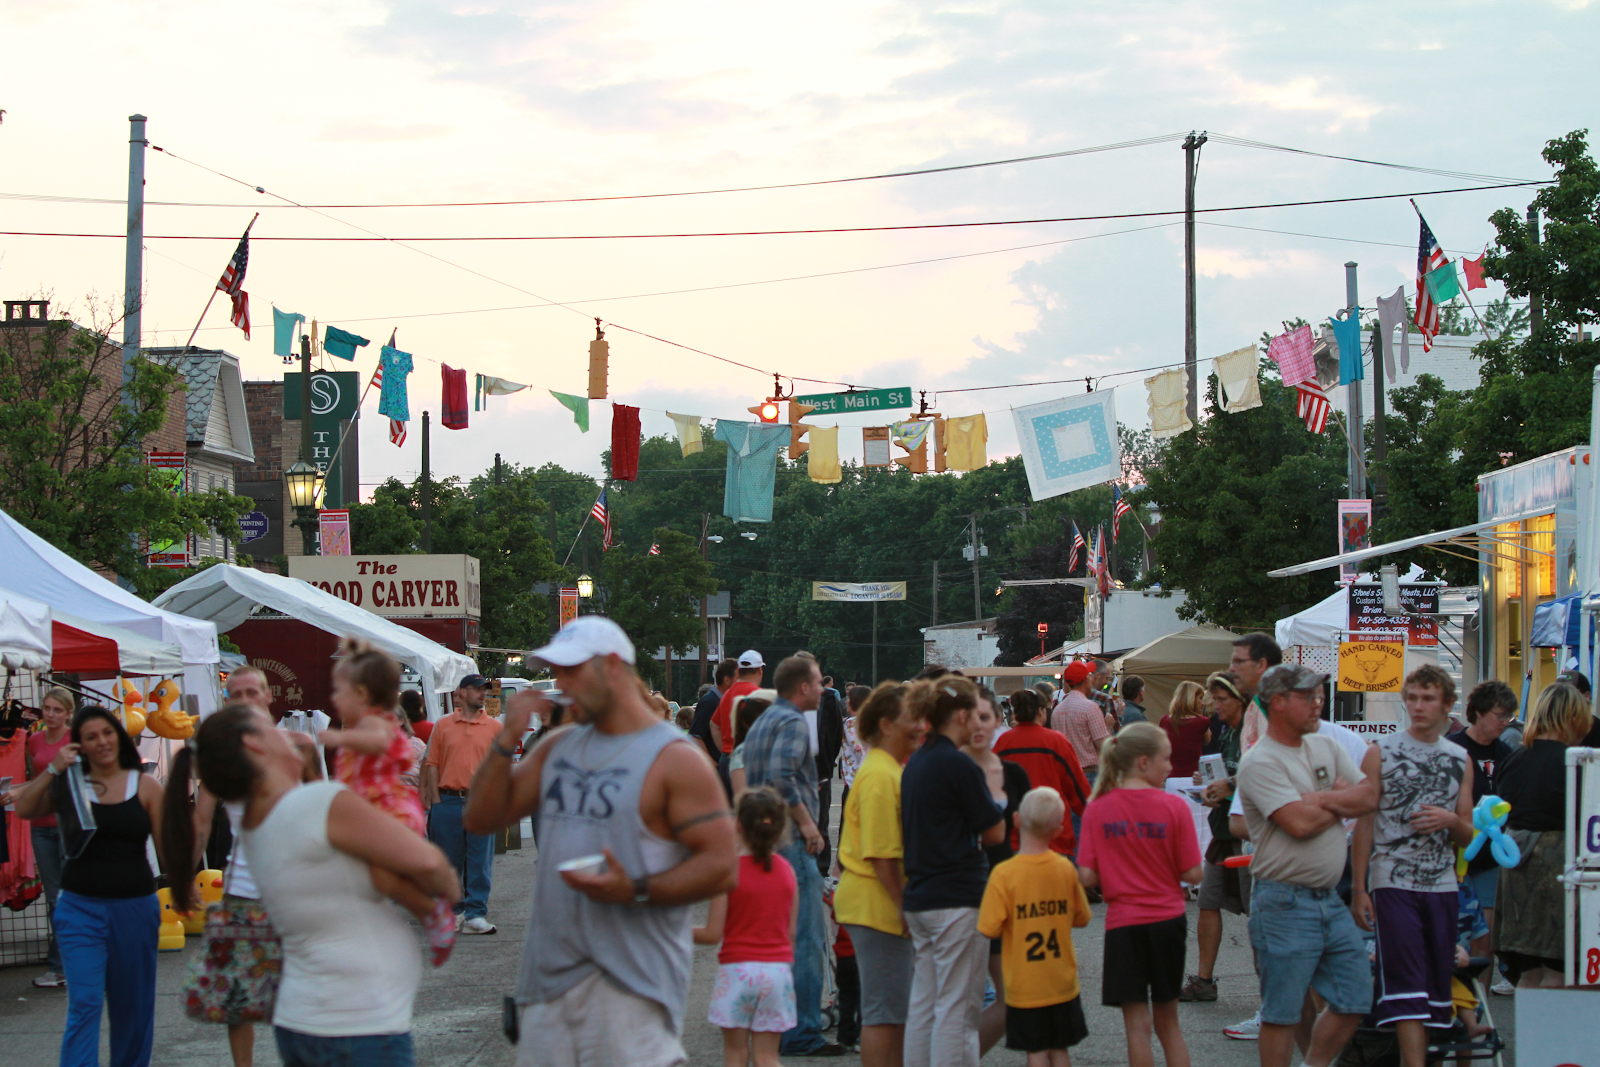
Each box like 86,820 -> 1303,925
1076,723 -> 1203,1067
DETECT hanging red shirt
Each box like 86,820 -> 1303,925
441,365 -> 469,429
611,403 -> 641,480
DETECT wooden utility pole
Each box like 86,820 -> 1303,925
968,516 -> 982,622
1528,207 -> 1543,335
699,512 -> 711,686
1182,131 -> 1207,425
931,560 -> 939,626
420,411 -> 432,551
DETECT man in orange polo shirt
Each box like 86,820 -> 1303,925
424,673 -> 501,934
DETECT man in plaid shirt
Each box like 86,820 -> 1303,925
742,655 -> 841,1056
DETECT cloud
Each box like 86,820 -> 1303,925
315,120 -> 454,141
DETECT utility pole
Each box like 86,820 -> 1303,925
931,560 -> 939,626
872,601 -> 879,684
1182,130 -> 1207,425
1528,207 -> 1543,335
123,115 -> 147,403
969,516 -> 982,622
494,452 -> 502,485
420,412 -> 432,551
1370,324 -> 1387,513
699,512 -> 710,686
1344,262 -> 1366,499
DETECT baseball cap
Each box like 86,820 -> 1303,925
1556,669 -> 1591,698
1258,663 -> 1329,701
457,674 -> 489,689
526,616 -> 637,669
1063,661 -> 1093,685
737,650 -> 765,669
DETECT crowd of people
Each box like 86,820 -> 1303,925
0,616 -> 1593,1067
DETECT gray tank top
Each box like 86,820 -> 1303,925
1369,731 -> 1467,893
515,720 -> 694,1027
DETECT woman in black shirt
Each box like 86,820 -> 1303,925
1495,683 -> 1592,988
13,706 -> 164,1066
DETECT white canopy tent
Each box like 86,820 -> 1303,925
54,609 -> 185,677
153,565 -> 477,698
0,589 -> 52,671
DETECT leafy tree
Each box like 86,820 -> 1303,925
601,529 -> 717,687
1368,374 -> 1477,584
0,307 -> 251,596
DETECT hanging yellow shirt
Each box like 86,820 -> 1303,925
806,425 -> 841,483
977,851 -> 1092,1008
834,747 -> 903,935
943,414 -> 988,471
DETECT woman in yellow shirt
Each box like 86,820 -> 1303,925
835,682 -> 926,1067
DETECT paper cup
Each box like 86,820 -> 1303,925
557,854 -> 607,877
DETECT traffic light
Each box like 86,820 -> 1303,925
893,437 -> 927,473
932,416 -> 948,473
788,401 -> 816,457
587,320 -> 609,400
749,400 -> 781,423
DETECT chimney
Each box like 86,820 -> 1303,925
4,300 -> 50,323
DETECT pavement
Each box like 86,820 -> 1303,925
0,812 -> 1519,1065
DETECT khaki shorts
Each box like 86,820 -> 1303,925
517,971 -> 685,1067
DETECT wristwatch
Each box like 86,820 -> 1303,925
631,876 -> 650,906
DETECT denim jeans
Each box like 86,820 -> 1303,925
31,825 -> 65,971
1071,766 -> 1098,857
275,1027 -> 414,1067
55,891 -> 158,1067
778,839 -> 827,1054
426,796 -> 493,919
1247,879 -> 1373,1026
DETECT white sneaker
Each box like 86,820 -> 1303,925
32,971 -> 66,988
1224,1011 -> 1262,1040
459,916 -> 498,935
1490,976 -> 1514,996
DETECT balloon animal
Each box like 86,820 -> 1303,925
1462,794 -> 1521,869
145,678 -> 197,740
113,678 -> 146,739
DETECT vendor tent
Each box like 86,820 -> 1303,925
153,564 -> 477,697
0,589 -> 52,671
1277,588 -> 1347,649
53,611 -> 185,678
1112,624 -> 1240,716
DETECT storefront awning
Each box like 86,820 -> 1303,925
1266,508 -> 1553,578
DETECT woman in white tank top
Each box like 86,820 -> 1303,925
162,704 -> 461,1067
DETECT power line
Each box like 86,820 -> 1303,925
1208,134 -> 1541,186
0,178 -> 1548,243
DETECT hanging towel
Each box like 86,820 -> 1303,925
713,421 -> 789,523
1375,286 -> 1411,382
1267,324 -> 1315,385
441,365 -> 469,429
550,391 -> 590,432
611,403 -> 641,481
1213,345 -> 1263,413
943,414 -> 988,471
324,325 -> 370,361
475,375 -> 529,411
1329,312 -> 1364,385
377,345 -> 413,421
667,412 -> 704,457
891,420 -> 933,451
1145,369 -> 1192,439
1425,261 -> 1462,305
272,307 -> 305,359
807,425 -> 842,483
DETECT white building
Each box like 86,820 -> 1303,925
148,347 -> 255,563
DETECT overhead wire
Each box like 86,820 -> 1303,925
1208,134 -> 1540,186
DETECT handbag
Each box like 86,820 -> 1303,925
181,898 -> 283,1024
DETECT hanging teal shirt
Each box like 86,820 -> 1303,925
378,345 -> 413,421
324,325 -> 370,361
1329,312 -> 1364,384
713,421 -> 789,523
272,307 -> 304,359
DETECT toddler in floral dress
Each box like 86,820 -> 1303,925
694,787 -> 797,1067
321,637 -> 457,965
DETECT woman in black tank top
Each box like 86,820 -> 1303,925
13,705 -> 164,1067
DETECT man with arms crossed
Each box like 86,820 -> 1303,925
1236,665 -> 1377,1067
1351,666 -> 1473,1067
465,617 -> 737,1067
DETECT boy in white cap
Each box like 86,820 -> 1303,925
464,617 -> 737,1067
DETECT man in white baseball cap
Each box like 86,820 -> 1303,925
707,649 -> 767,799
464,616 -> 736,1067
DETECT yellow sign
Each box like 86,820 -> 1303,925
1337,640 -> 1405,693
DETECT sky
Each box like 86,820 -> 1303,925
1,0 -> 1596,498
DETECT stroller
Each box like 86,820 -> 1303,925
1335,957 -> 1505,1067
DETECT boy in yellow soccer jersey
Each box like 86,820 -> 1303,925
978,786 -> 1093,1066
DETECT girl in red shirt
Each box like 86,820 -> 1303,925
695,787 -> 797,1067
1077,723 -> 1203,1067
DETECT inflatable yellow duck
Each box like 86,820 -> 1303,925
145,678 -> 197,740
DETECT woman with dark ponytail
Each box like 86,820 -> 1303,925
12,705 -> 164,1067
162,703 -> 460,1067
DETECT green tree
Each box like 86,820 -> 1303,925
0,308 -> 251,596
1368,374 -> 1477,584
601,529 -> 717,687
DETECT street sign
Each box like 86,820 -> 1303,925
238,510 -> 269,545
793,387 -> 913,415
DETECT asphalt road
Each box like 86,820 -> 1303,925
0,814 -> 1519,1065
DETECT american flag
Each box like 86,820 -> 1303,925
1095,524 -> 1113,598
648,542 -> 660,556
370,363 -> 407,446
1296,380 -> 1332,434
591,488 -> 613,550
1112,485 -> 1133,541
216,229 -> 251,339
1413,216 -> 1447,352
1067,521 -> 1084,573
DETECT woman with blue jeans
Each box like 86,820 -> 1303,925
161,703 -> 461,1067
11,705 -> 164,1067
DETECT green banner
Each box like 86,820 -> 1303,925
285,371 -> 360,507
792,387 -> 914,415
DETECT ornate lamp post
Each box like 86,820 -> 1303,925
285,460 -> 323,556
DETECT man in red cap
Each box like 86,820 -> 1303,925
1052,660 -> 1110,851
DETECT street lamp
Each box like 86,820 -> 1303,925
741,532 -> 758,541
705,535 -> 724,544
576,573 -> 594,600
285,460 -> 324,556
